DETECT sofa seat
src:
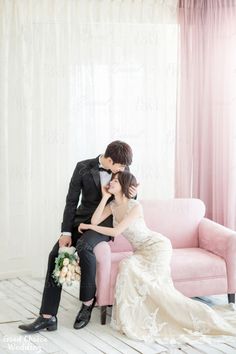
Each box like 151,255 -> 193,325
107,247 -> 227,303
171,248 -> 227,281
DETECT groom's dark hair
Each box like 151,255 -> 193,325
104,141 -> 132,166
114,171 -> 138,199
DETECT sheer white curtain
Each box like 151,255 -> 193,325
0,0 -> 178,277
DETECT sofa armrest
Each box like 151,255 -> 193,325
94,242 -> 112,305
108,234 -> 133,253
199,217 -> 236,292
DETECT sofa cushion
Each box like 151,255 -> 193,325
107,248 -> 228,303
171,248 -> 227,281
141,199 -> 205,248
109,235 -> 133,252
111,251 -> 133,263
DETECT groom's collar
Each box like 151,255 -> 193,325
98,154 -> 105,168
90,156 -> 101,191
90,155 -> 100,169
90,154 -> 109,170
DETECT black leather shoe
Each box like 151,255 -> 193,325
74,297 -> 96,329
18,315 -> 57,332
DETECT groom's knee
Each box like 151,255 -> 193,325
76,230 -> 100,252
76,236 -> 93,256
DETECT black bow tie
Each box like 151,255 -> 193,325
99,167 -> 112,174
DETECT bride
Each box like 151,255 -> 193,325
79,171 -> 236,345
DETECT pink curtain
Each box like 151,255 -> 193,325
175,0 -> 236,229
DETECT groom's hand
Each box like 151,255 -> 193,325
129,183 -> 139,198
59,235 -> 72,248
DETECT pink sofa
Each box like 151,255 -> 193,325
94,199 -> 236,324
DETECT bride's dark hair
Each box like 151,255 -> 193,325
113,171 -> 138,198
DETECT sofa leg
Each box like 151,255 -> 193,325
227,293 -> 235,303
101,306 -> 107,325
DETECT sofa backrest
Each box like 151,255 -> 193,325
141,198 -> 205,248
109,198 -> 206,251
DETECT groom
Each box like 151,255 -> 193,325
19,140 -> 134,332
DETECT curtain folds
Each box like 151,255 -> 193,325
176,0 -> 236,229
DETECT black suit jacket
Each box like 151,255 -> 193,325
61,155 -> 129,233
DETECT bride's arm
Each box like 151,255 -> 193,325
91,195 -> 112,225
80,204 -> 142,237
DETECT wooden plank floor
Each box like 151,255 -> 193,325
0,277 -> 236,354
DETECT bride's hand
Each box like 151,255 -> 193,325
78,223 -> 91,233
102,184 -> 112,199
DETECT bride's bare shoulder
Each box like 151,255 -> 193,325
128,199 -> 143,214
128,199 -> 140,207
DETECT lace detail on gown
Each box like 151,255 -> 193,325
110,199 -> 236,345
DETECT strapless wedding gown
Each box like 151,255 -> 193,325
110,199 -> 236,345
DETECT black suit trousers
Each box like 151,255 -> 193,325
39,217 -> 112,316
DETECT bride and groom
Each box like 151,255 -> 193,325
19,140 -> 236,344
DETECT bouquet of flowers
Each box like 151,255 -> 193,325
52,246 -> 81,286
